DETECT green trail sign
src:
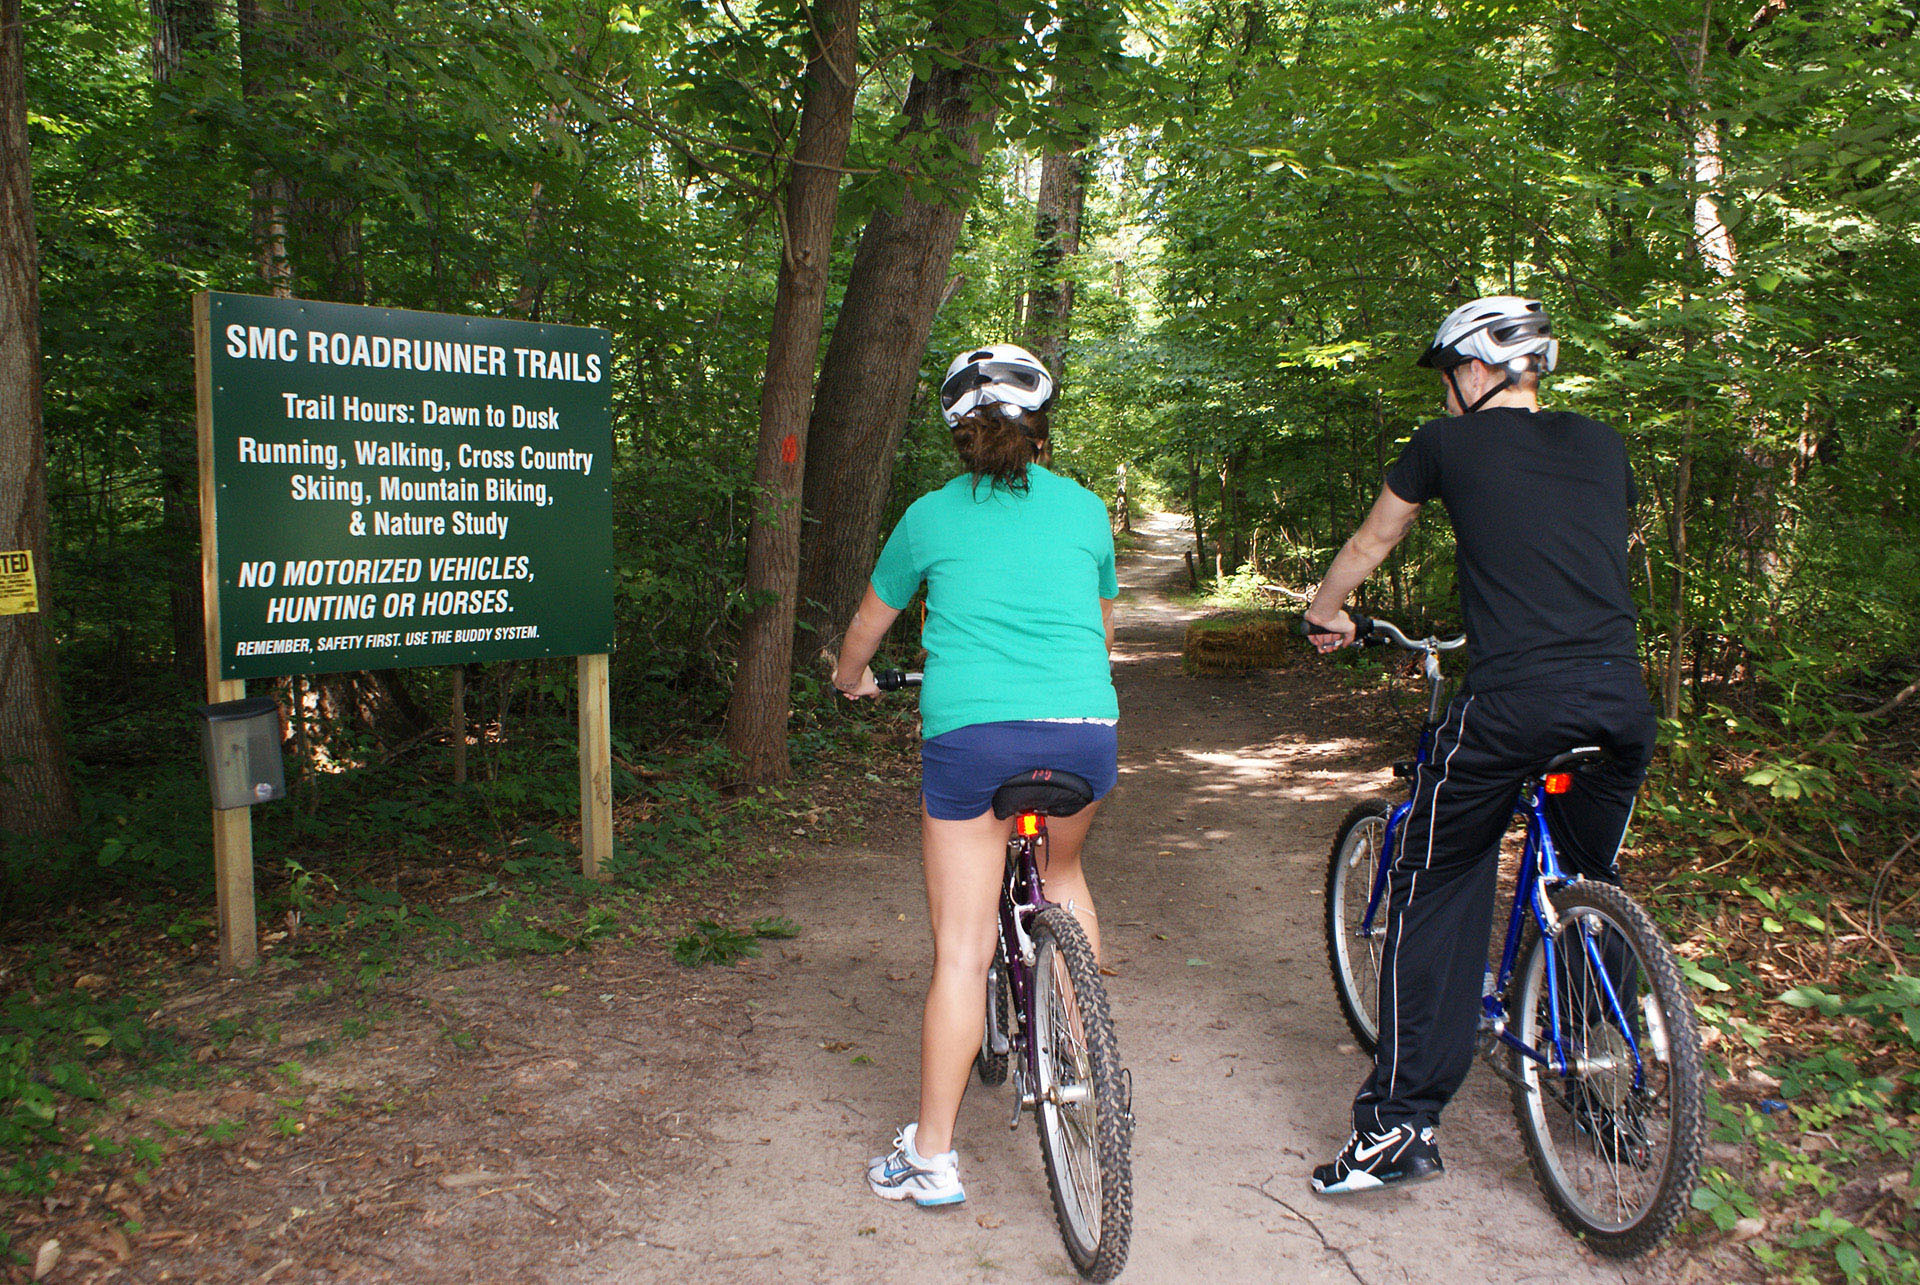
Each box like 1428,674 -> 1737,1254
196,292 -> 613,680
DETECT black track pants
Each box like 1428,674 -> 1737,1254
1351,663 -> 1658,1135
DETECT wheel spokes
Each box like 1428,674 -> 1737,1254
1524,906 -> 1674,1229
1044,949 -> 1103,1233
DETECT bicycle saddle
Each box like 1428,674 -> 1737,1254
1541,746 -> 1612,774
992,769 -> 1096,819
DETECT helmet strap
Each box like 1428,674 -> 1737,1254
1466,375 -> 1514,413
1456,357 -> 1533,414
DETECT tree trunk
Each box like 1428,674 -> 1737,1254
150,0 -> 220,688
237,0 -> 293,295
1662,0 -> 1734,719
723,0 -> 861,783
1025,143 -> 1089,380
792,40 -> 995,653
1663,427 -> 1692,721
1187,452 -> 1205,573
0,0 -> 78,836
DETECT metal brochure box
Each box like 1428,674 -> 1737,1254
200,696 -> 287,810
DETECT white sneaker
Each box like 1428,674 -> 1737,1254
866,1123 -> 965,1207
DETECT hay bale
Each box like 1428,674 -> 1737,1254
1183,618 -> 1296,674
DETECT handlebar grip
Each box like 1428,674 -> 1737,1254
1297,612 -> 1378,644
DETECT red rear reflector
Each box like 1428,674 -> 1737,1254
1017,814 -> 1042,837
1544,773 -> 1572,795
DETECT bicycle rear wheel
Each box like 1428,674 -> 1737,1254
1507,880 -> 1704,1256
1326,802 -> 1391,1053
976,960 -> 1011,1085
1031,906 -> 1132,1282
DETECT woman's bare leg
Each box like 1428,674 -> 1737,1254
1034,801 -> 1103,960
915,805 -> 1010,1156
913,800 -> 1105,1156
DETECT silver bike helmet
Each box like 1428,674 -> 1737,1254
1419,296 -> 1558,372
1418,297 -> 1558,412
939,343 -> 1054,427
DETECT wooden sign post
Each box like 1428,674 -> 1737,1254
194,298 -> 257,970
578,653 -> 612,879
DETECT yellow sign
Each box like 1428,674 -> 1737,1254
0,550 -> 39,616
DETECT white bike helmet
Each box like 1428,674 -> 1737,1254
939,343 -> 1054,427
1417,296 -> 1558,413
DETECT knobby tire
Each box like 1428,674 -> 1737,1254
1326,802 -> 1392,1054
976,960 -> 1011,1086
1507,879 -> 1705,1256
1031,906 -> 1133,1282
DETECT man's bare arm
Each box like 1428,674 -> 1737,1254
1304,486 -> 1422,649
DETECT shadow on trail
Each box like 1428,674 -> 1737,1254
558,510 -> 1644,1285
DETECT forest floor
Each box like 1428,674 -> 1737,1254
5,513 -> 1722,1284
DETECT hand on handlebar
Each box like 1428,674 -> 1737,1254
833,665 -> 881,700
1301,609 -> 1358,653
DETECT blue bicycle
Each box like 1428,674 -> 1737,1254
1318,616 -> 1704,1256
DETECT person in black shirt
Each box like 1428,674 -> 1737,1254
1301,297 -> 1659,1195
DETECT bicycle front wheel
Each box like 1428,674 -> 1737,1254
1031,906 -> 1132,1282
1507,880 -> 1705,1256
1326,802 -> 1392,1053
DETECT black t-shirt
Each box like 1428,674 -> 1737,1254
1385,407 -> 1639,690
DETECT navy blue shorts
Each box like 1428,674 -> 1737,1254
920,721 -> 1119,821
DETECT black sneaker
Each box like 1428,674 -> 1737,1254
1310,1124 -> 1444,1195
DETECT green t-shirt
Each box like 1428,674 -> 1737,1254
871,466 -> 1119,739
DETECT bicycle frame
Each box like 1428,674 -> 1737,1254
1349,630 -> 1647,1092
997,814 -> 1055,1098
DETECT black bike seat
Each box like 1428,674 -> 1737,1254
992,769 -> 1096,820
1542,746 -> 1612,774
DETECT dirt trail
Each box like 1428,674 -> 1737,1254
571,513 -> 1648,1284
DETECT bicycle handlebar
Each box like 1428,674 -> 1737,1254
1298,611 -> 1381,646
873,669 -> 923,691
1297,613 -> 1466,654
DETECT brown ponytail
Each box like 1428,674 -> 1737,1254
951,407 -> 1052,493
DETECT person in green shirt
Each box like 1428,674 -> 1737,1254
833,343 -> 1120,1209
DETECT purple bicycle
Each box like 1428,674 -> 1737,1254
876,670 -> 1134,1282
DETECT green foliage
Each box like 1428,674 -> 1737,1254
671,914 -> 800,966
0,959 -> 185,1196
671,919 -> 762,967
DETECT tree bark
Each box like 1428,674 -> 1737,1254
0,0 -> 78,835
150,0 -> 220,687
724,0 -> 861,783
792,41 -> 995,653
1663,425 -> 1692,721
237,0 -> 293,295
1025,144 -> 1088,379
1188,452 -> 1206,573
